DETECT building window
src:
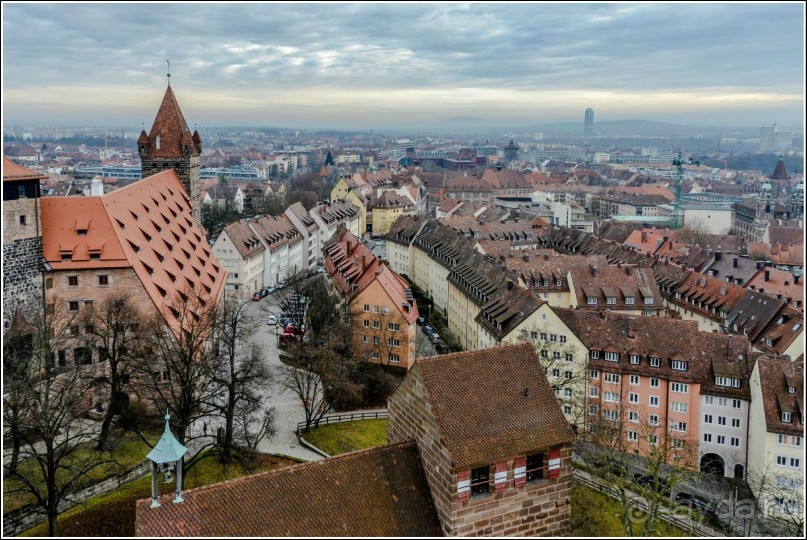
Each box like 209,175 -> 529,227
671,360 -> 687,371
590,350 -> 600,359
68,301 -> 79,312
705,414 -> 713,424
629,374 -> 639,385
606,297 -> 616,305
560,336 -> 567,344
564,370 -> 572,380
670,402 -> 687,413
589,387 -> 599,397
670,421 -> 687,432
564,388 -> 572,398
604,373 -> 620,383
649,357 -> 660,367
649,396 -> 659,407
388,353 -> 400,363
563,405 -> 571,415
629,411 -> 639,423
627,431 -> 638,442
629,393 -> 639,403
705,396 -> 714,405
526,453 -> 545,483
776,456 -> 787,466
373,305 -> 379,313
717,435 -> 726,445
703,433 -> 712,443
649,414 -> 659,426
98,275 -> 109,286
363,304 -> 369,312
589,369 -> 599,379
604,351 -> 619,362
587,297 -> 598,305
730,437 -> 740,448
625,297 -> 635,305
644,297 -> 654,305
671,382 -> 689,394
565,353 -> 573,362
782,412 -> 792,422
629,355 -> 640,364
45,278 -> 53,289
470,466 -> 490,497
363,320 -> 369,328
589,405 -> 599,416
732,399 -> 741,409
643,309 -> 653,316
718,416 -> 726,426
550,334 -> 557,343
68,276 -> 78,287
19,215 -> 27,226
648,434 -> 658,445
603,392 -> 619,403
373,321 -> 380,329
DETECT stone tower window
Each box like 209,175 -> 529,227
19,215 -> 26,226
156,135 -> 161,150
470,466 -> 490,497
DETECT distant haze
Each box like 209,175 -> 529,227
3,3 -> 804,131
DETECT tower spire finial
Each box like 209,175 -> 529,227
166,59 -> 171,87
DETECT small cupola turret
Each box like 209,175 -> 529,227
146,411 -> 188,508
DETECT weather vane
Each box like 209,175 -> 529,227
166,59 -> 171,86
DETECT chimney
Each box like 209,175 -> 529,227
506,279 -> 514,290
591,265 -> 598,277
641,231 -> 647,242
764,269 -> 770,282
664,228 -> 670,240
715,251 -> 722,262
785,280 -> 790,287
756,260 -> 763,269
362,255 -> 368,270
795,274 -> 800,285
733,255 -> 738,268
523,254 -> 529,263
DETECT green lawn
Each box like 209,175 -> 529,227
303,419 -> 388,456
4,429 -> 160,514
571,482 -> 686,537
19,452 -> 300,537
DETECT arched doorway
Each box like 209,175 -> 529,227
734,464 -> 744,480
700,453 -> 725,476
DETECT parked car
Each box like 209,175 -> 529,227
423,326 -> 433,336
675,492 -> 719,521
431,333 -> 441,344
266,315 -> 278,326
278,332 -> 300,346
259,288 -> 270,298
417,317 -> 426,326
634,474 -> 671,497
251,293 -> 261,301
314,266 -> 324,274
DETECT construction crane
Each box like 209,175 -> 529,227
671,151 -> 701,230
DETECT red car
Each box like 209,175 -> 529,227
278,332 -> 301,346
251,293 -> 261,301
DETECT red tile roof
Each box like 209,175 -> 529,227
135,442 -> 442,537
142,86 -> 201,158
42,170 -> 225,334
756,355 -> 803,436
745,267 -> 804,308
2,156 -> 47,182
411,343 -> 574,467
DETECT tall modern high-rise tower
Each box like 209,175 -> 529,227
584,108 -> 594,137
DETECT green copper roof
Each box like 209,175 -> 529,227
146,412 -> 188,464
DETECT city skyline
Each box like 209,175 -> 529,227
2,2 -> 805,130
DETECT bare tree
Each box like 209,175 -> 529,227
135,287 -> 219,477
745,463 -> 805,536
276,343 -> 334,431
675,219 -> 710,247
3,313 -> 36,475
208,296 -> 276,463
4,307 -> 109,537
80,294 -> 146,450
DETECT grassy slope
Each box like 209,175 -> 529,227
303,419 -> 388,455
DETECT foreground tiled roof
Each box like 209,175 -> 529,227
3,156 -> 47,182
756,355 -> 803,436
414,343 -> 574,467
135,442 -> 442,537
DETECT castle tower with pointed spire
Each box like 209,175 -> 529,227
138,86 -> 202,222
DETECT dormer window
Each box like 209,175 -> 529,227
629,355 -> 640,365
606,297 -> 616,305
587,297 -> 598,305
671,360 -> 688,371
625,297 -> 635,305
604,352 -> 619,362
789,387 -> 796,395
649,357 -> 660,368
782,412 -> 792,423
715,376 -> 740,388
644,297 -> 654,305
470,466 -> 490,498
77,228 -> 88,236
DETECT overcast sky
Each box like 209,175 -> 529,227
2,2 -> 804,130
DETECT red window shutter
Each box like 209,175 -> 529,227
548,448 -> 561,479
494,461 -> 508,492
514,456 -> 527,487
457,469 -> 471,502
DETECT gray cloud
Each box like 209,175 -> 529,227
2,3 -> 804,128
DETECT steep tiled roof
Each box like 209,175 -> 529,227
554,309 -> 753,398
41,198 -> 130,269
673,271 -> 746,320
756,356 -> 803,436
748,242 -> 804,266
569,265 -> 662,309
135,442 -> 442,537
3,156 -> 47,182
413,343 -> 574,467
767,224 -> 804,246
385,215 -> 425,247
754,306 -> 804,356
250,214 -> 301,251
221,220 -> 264,259
475,287 -> 544,341
143,86 -> 200,158
745,266 -> 804,307
724,290 -> 785,341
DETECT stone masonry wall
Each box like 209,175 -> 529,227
388,366 -> 456,535
45,267 -> 157,365
451,445 -> 573,537
141,155 -> 201,224
3,236 -> 43,331
388,365 -> 573,537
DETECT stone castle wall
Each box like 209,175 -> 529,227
2,236 -> 44,331
141,155 -> 200,223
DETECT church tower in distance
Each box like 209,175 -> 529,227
138,85 -> 202,223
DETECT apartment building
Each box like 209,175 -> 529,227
212,219 -> 264,295
567,265 -> 664,316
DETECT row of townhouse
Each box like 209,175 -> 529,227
546,223 -> 804,358
212,200 -> 361,295
323,227 -> 419,370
